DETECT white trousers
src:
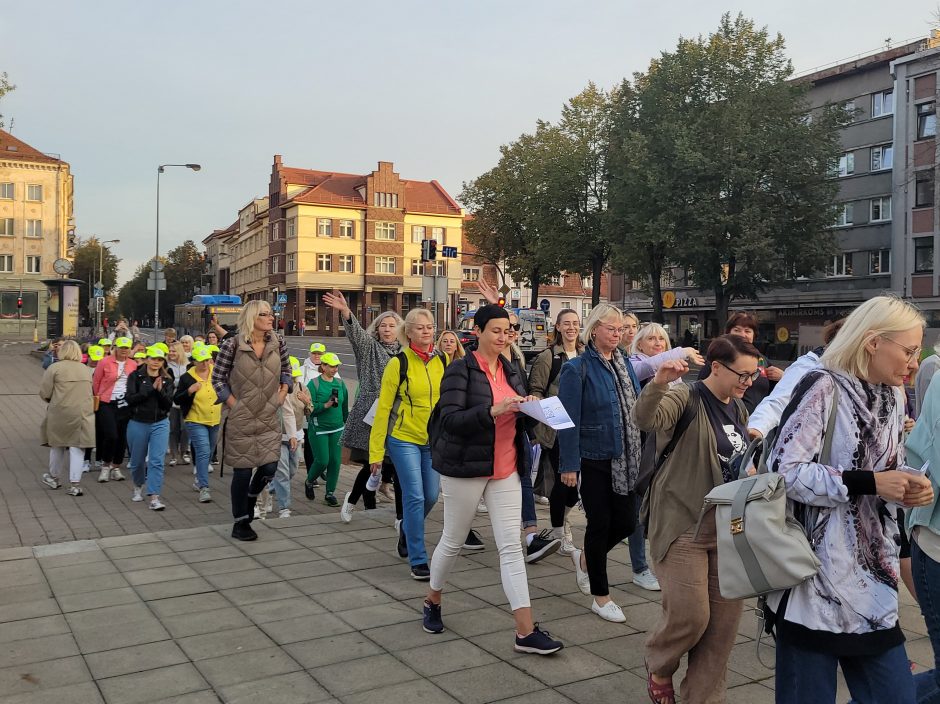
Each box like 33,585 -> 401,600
430,472 -> 531,611
49,447 -> 84,484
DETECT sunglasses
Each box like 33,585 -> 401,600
509,323 -> 521,331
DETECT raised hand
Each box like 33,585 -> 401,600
322,291 -> 350,318
653,360 -> 688,386
683,348 -> 705,366
476,280 -> 500,305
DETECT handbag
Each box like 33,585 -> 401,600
699,382 -> 838,600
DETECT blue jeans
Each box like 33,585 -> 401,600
185,422 -> 218,489
627,522 -> 649,574
127,418 -> 170,496
775,631 -> 915,704
912,539 -> 940,703
387,437 -> 439,567
270,440 -> 299,510
520,460 -> 537,529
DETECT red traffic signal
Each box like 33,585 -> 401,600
16,296 -> 22,309
497,296 -> 506,307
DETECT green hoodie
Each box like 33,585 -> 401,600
307,375 -> 349,435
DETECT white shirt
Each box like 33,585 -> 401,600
112,361 -> 128,400
747,350 -> 822,437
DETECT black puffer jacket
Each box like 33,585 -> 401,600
432,352 -> 532,478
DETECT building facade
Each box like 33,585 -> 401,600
0,129 -> 74,334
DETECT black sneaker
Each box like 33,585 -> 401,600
525,530 -> 562,564
422,599 -> 444,633
411,563 -> 431,581
397,520 -> 408,559
324,493 -> 339,507
514,624 -> 563,655
304,480 -> 316,500
462,529 -> 485,551
231,521 -> 258,542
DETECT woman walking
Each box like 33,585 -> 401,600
166,342 -> 191,467
322,292 -> 404,537
557,304 -> 642,623
422,304 -> 563,655
370,308 -> 448,580
211,300 -> 292,541
125,346 -> 175,510
633,335 -> 756,704
92,336 -> 136,483
307,353 -> 349,507
175,345 -> 219,503
768,296 -> 932,704
39,340 -> 94,496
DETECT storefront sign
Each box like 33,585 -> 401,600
662,292 -> 698,309
776,326 -> 790,343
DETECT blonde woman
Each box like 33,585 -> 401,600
40,340 -> 94,496
370,307 -> 448,580
166,342 -> 191,466
211,300 -> 292,541
437,330 -> 465,361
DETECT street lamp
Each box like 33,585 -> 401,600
97,238 -> 120,336
154,163 -> 201,340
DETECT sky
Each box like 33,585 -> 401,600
2,1 -> 937,285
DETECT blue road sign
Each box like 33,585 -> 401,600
442,246 -> 458,258
94,288 -> 104,299
273,304 -> 284,313
540,298 -> 550,313
277,293 -> 287,304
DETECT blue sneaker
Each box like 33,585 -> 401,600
514,624 -> 563,655
423,599 -> 444,634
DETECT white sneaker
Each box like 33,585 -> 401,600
81,460 -> 90,473
572,548 -> 591,595
168,458 -> 177,466
198,487 -> 211,503
66,485 -> 83,497
592,599 -> 626,623
182,453 -> 191,464
208,463 -> 214,474
340,492 -> 354,523
110,467 -> 125,481
149,496 -> 165,511
477,498 -> 488,514
535,495 -> 550,505
131,487 -> 144,502
278,508 -> 291,519
253,504 -> 262,519
560,519 -> 576,555
632,569 -> 661,591
41,473 -> 60,490
97,467 -> 110,483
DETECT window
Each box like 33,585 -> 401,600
317,219 -> 332,237
462,267 -> 480,282
582,302 -> 592,319
287,253 -> 296,272
412,225 -> 426,243
317,254 -> 332,272
843,100 -> 856,119
837,152 -> 854,177
286,217 -> 296,238
432,226 -> 445,243
270,256 -> 280,274
0,291 -> 36,317
272,222 -> 280,240
871,144 -> 893,171
582,275 -> 593,290
25,255 -> 41,274
411,259 -> 423,276
339,220 -> 354,238
0,255 -> 11,272
917,170 -> 935,208
339,255 -> 354,273
826,253 -> 853,277
0,183 -> 11,199
870,196 -> 892,222
869,249 -> 891,275
26,184 -> 42,201
872,89 -> 894,118
375,256 -> 396,274
918,102 -> 937,140
373,192 -> 399,208
835,203 -> 854,227
562,301 -> 571,310
26,219 -> 41,237
375,222 -> 396,240
433,260 -> 446,277
916,237 -> 935,273
0,218 -> 12,236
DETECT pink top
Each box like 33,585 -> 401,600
473,351 -> 518,480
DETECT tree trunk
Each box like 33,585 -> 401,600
529,267 -> 540,309
591,254 -> 603,307
714,285 -> 730,332
647,246 -> 665,323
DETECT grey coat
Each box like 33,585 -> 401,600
340,313 -> 400,453
40,360 -> 95,448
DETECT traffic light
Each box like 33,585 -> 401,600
16,296 -> 22,310
497,296 -> 506,308
421,239 -> 438,262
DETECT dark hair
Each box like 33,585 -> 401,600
724,312 -> 758,335
549,308 -> 580,345
473,304 -> 510,332
706,334 -> 761,366
823,318 -> 846,345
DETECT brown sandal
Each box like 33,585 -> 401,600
646,665 -> 675,704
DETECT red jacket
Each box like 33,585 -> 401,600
92,355 -> 138,402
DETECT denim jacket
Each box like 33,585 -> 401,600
557,344 -> 640,473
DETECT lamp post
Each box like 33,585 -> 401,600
97,238 -> 120,337
154,163 -> 201,341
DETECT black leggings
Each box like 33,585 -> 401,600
231,461 -> 278,523
548,442 -> 580,527
348,459 -> 401,517
579,459 -> 637,596
96,402 -> 130,466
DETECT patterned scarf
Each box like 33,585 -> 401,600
595,344 -> 643,495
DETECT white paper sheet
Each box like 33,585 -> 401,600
363,399 -> 379,426
529,443 -> 542,484
518,396 -> 574,430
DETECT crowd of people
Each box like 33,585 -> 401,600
36,291 -> 940,703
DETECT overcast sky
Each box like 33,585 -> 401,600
2,1 -> 937,285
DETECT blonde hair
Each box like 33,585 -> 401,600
365,311 -> 403,341
580,303 -> 623,347
179,335 -> 194,346
57,340 -> 82,362
398,308 -> 435,347
631,322 -> 672,355
821,295 -> 925,379
436,330 -> 465,360
622,311 -> 639,326
168,342 -> 187,363
237,300 -> 273,343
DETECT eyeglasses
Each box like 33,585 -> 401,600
598,324 -> 627,335
881,335 -> 921,363
257,312 -> 274,318
509,323 -> 521,331
716,360 -> 761,384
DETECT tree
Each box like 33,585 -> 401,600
0,72 -> 14,130
609,14 -> 847,326
117,263 -> 151,324
163,240 -> 204,322
72,238 -> 120,323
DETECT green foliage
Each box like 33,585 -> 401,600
116,240 -> 205,324
0,72 -> 14,130
72,238 -> 121,320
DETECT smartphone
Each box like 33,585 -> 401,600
330,388 -> 339,403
